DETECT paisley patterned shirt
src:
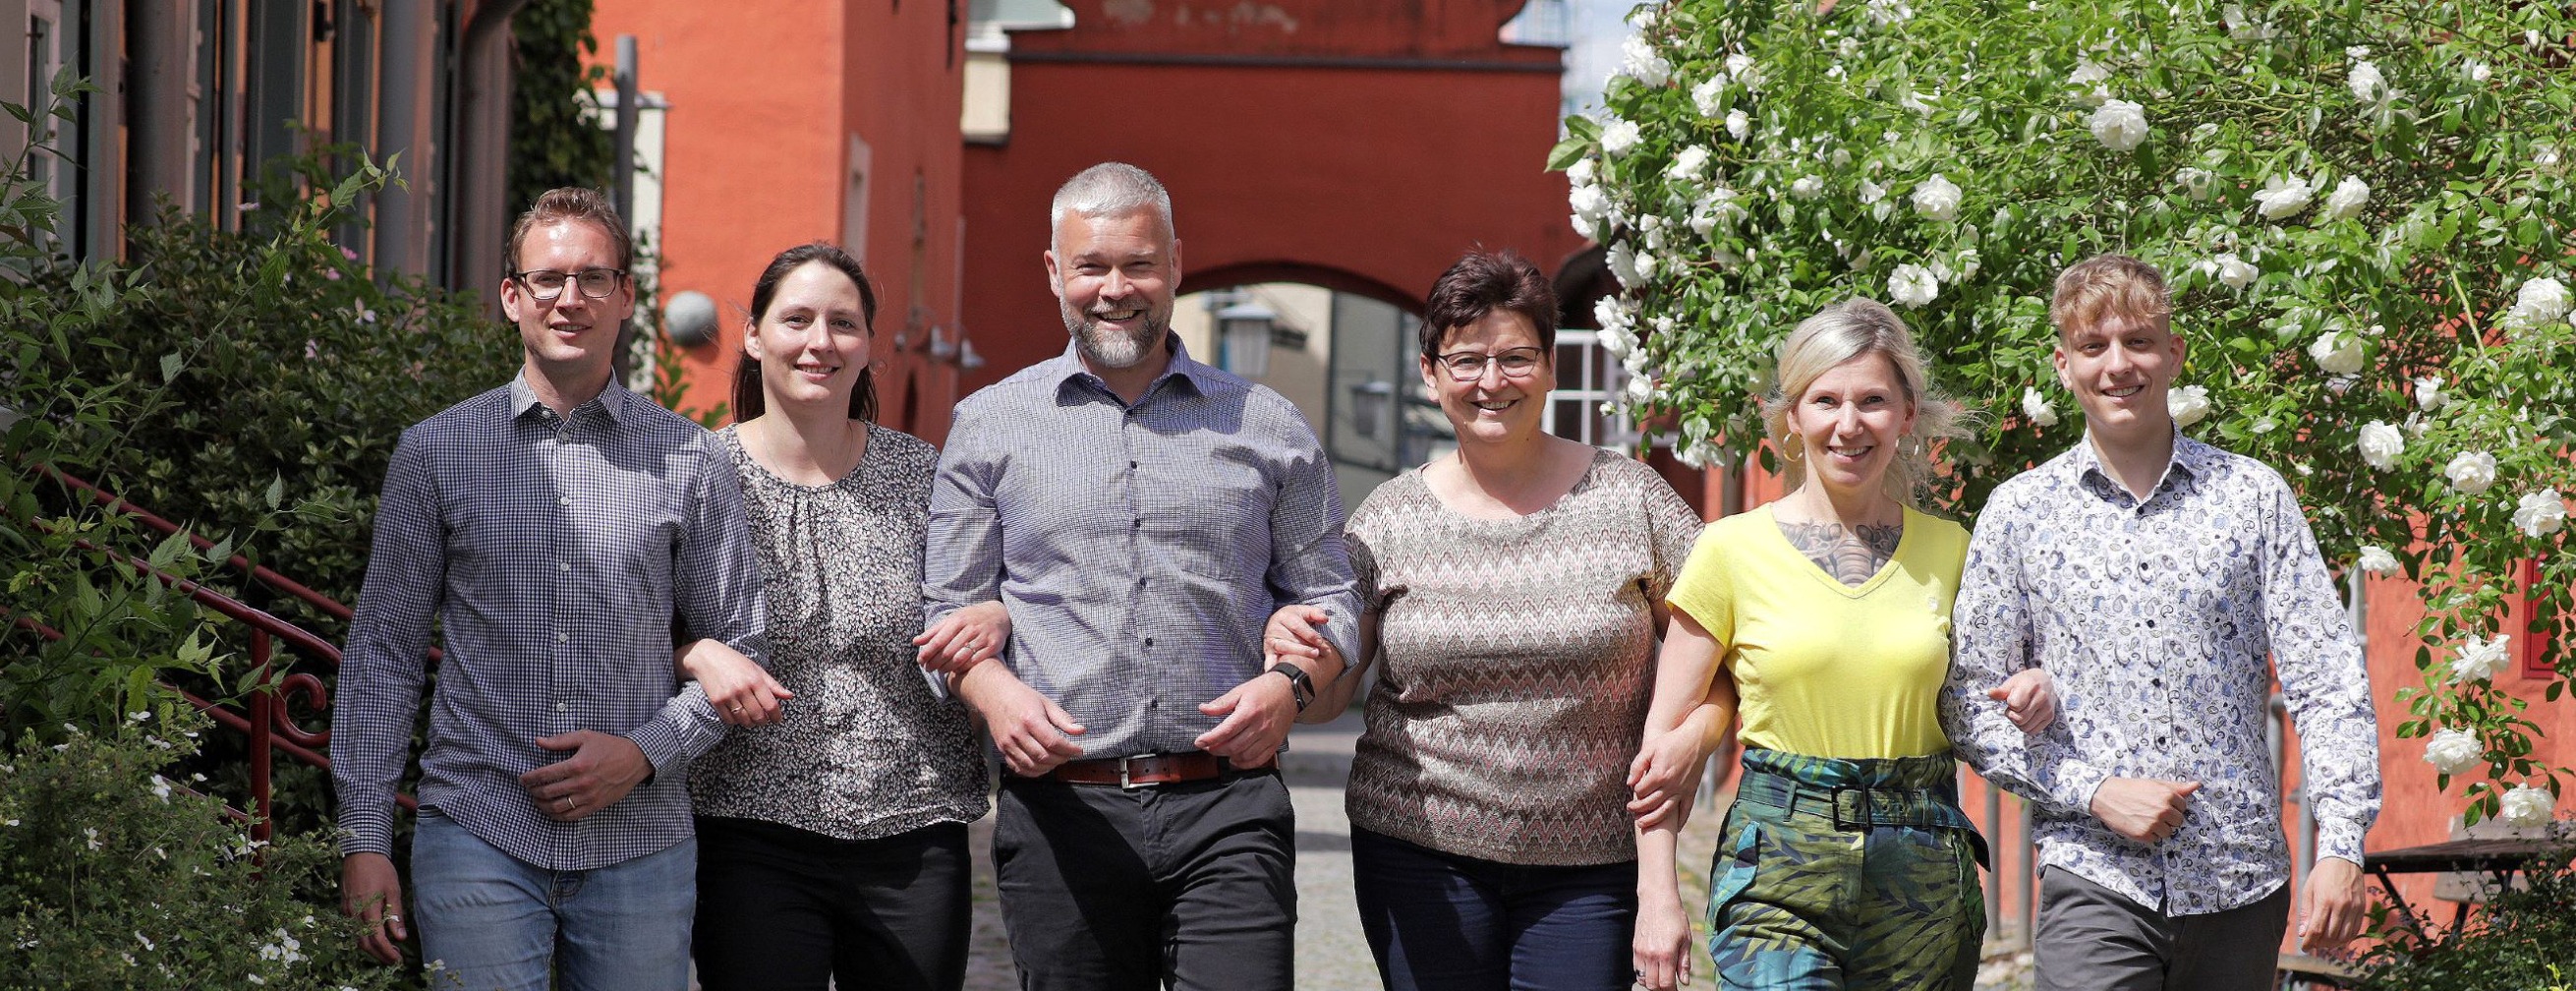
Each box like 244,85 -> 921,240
689,425 -> 987,841
1941,432 -> 2380,916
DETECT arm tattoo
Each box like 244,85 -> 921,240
1777,520 -> 1905,587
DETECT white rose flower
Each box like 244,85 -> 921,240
2498,785 -> 2558,829
2176,166 -> 2217,201
2414,376 -> 2444,410
2449,633 -> 2513,683
2514,489 -> 2567,538
2508,276 -> 2572,326
1726,109 -> 1751,142
2465,59 -> 2492,84
2069,59 -> 2111,87
2357,421 -> 2404,470
1606,243 -> 1643,288
1620,34 -> 1672,87
1623,374 -> 1654,405
1567,157 -> 1598,187
2444,450 -> 2499,495
1865,0 -> 1914,27
2308,331 -> 2365,375
2166,384 -> 2210,427
1790,175 -> 1824,200
2089,99 -> 2148,152
2347,60 -> 2385,103
1691,76 -> 1726,117
1592,296 -> 1631,333
1725,53 -> 1757,88
1667,146 -> 1711,184
2357,545 -> 2400,575
1602,119 -> 1642,157
1889,263 -> 1939,308
2255,175 -> 2316,218
2318,175 -> 2371,222
1569,183 -> 1609,221
2212,253 -> 2257,290
2022,386 -> 2059,427
2421,728 -> 2483,775
1859,178 -> 1887,204
1912,174 -> 1964,222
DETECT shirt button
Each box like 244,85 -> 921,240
2151,677 -> 2163,687
555,701 -> 568,712
1143,637 -> 1156,648
2155,736 -> 2168,746
1129,461 -> 1139,469
556,496 -> 572,507
2146,619 -> 2156,628
1131,520 -> 1142,530
555,631 -> 569,643
558,561 -> 572,573
1137,577 -> 1148,587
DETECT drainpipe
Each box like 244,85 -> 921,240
451,0 -> 533,309
372,0 -> 438,279
125,0 -> 191,225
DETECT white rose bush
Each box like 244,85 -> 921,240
1556,0 -> 2574,824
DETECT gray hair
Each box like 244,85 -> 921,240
1758,297 -> 1969,506
1049,162 -> 1174,247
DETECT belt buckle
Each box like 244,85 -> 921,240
1119,755 -> 1138,789
1828,786 -> 1871,831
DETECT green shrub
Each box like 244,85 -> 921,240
2349,851 -> 2576,990
0,718 -> 410,990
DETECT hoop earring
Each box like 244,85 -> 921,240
1782,436 -> 1804,462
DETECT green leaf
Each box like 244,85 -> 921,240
1546,137 -> 1591,173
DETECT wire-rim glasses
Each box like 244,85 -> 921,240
511,267 -> 627,302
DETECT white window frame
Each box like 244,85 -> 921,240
1543,328 -> 1641,449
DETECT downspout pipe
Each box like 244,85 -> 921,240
452,0 -> 533,309
125,0 -> 192,226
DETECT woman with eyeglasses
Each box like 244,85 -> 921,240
674,242 -> 989,991
1286,249 -> 1702,991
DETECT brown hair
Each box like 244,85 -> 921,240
1418,249 -> 1558,360
504,187 -> 633,275
732,242 -> 881,424
2049,254 -> 2171,340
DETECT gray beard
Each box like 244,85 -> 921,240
1063,304 -> 1164,370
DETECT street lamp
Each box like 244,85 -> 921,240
1217,301 -> 1277,378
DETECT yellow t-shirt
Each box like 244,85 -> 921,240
1666,504 -> 1968,760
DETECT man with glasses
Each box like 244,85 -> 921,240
331,187 -> 767,989
919,161 -> 1359,990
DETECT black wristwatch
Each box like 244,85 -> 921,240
1268,664 -> 1315,713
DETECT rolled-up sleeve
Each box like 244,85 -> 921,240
330,432 -> 443,858
1264,418 -> 1361,667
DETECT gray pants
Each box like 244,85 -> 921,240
2033,868 -> 2291,991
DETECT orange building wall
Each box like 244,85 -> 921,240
593,0 -> 967,439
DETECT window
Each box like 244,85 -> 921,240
1544,329 -> 1639,448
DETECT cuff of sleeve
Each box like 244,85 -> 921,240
2041,759 -> 2110,817
621,709 -> 713,778
2316,819 -> 2370,867
336,803 -> 395,859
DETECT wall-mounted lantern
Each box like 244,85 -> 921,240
1217,301 -> 1277,379
663,290 -> 718,347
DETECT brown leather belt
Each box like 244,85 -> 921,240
1047,751 -> 1230,788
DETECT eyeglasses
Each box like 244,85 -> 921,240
510,267 -> 627,301
1433,347 -> 1546,381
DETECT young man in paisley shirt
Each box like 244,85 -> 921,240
1941,255 -> 2381,991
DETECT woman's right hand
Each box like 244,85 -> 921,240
1631,893 -> 1695,990
676,640 -> 792,727
915,601 -> 1010,674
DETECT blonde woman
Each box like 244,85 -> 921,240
1627,299 -> 2057,991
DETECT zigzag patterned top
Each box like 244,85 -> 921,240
1345,449 -> 1702,866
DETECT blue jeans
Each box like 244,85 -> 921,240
1351,827 -> 1638,991
410,810 -> 696,991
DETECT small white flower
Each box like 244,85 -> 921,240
1623,374 -> 1654,405
1859,178 -> 1887,204
2465,59 -> 2492,84
1725,53 -> 1758,89
2308,331 -> 2365,375
2357,545 -> 2399,575
85,828 -> 102,850
2497,784 -> 2557,828
2445,450 -> 2499,495
2166,384 -> 2210,427
2318,175 -> 2371,222
2211,253 -> 2257,290
1606,243 -> 1646,288
1865,0 -> 1914,27
1667,146 -> 1711,183
2089,99 -> 2148,152
2449,633 -> 2513,683
2347,60 -> 2385,103
1889,263 -> 1940,308
2176,166 -> 2216,201
2255,174 -> 2316,218
1619,34 -> 1672,87
1567,157 -> 1598,187
1691,76 -> 1726,117
2540,144 -> 2564,168
1790,175 -> 1824,200
2514,489 -> 2566,538
151,776 -> 174,802
1593,296 -> 1631,334
1725,108 -> 1751,142
2069,59 -> 2111,87
1912,174 -> 1964,222
1602,119 -> 1642,157
1569,183 -> 1610,222
2357,421 -> 2404,470
2413,376 -> 2444,411
2423,728 -> 2483,774
2022,386 -> 2059,427
2507,275 -> 2571,327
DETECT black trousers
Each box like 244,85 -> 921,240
691,816 -> 972,991
995,770 -> 1296,991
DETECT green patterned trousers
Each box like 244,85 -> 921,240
1704,748 -> 1987,990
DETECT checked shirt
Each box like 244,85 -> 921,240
1941,431 -> 2380,916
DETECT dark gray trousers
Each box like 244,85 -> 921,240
2034,868 -> 2291,991
994,770 -> 1296,991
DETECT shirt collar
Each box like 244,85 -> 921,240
2069,425 -> 2205,500
508,371 -> 633,425
1050,332 -> 1214,405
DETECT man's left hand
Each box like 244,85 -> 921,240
1195,670 -> 1300,769
2296,857 -> 2368,952
520,731 -> 652,822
